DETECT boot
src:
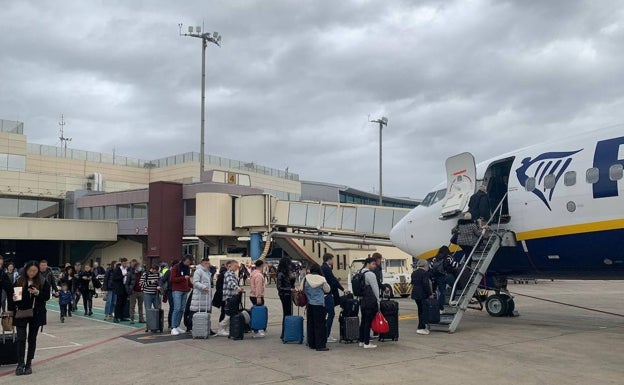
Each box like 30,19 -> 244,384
24,360 -> 32,375
15,364 -> 25,376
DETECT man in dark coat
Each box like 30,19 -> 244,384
468,185 -> 491,223
321,253 -> 347,343
112,258 -> 130,322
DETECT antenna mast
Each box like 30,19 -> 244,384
59,114 -> 72,158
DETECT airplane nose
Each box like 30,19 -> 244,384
389,224 -> 408,254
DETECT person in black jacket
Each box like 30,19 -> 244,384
321,253 -> 347,343
77,264 -> 95,316
0,266 -> 14,316
468,185 -> 491,224
276,256 -> 295,341
13,261 -> 51,376
410,259 -> 433,335
112,258 -> 129,323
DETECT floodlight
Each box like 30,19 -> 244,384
213,32 -> 218,38
381,117 -> 388,125
188,26 -> 193,33
195,26 -> 201,33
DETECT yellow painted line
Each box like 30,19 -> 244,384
398,314 -> 418,320
417,219 -> 624,259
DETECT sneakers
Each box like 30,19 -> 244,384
103,315 -> 110,321
217,329 -> 230,337
358,342 -> 364,347
363,343 -> 378,349
171,328 -> 180,336
416,329 -> 430,335
327,336 -> 338,343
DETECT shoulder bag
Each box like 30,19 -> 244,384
15,298 -> 36,319
292,278 -> 308,307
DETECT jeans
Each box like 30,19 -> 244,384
437,273 -> 455,310
144,293 -> 161,311
324,295 -> 335,337
306,304 -> 327,350
104,291 -> 117,316
172,291 -> 188,329
359,309 -> 375,345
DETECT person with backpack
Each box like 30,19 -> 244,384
429,246 -> 459,311
160,260 -> 175,330
353,257 -> 380,349
411,259 -> 433,335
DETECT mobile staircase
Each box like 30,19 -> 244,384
429,194 -> 514,333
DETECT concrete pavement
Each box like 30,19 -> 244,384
1,280 -> 622,384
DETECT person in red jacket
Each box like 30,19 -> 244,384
170,256 -> 193,335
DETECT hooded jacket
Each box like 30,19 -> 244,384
303,274 -> 330,306
249,269 -> 265,298
190,265 -> 212,312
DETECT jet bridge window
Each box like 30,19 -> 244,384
564,171 -> 576,186
609,164 -> 623,181
525,177 -> 536,192
586,168 -> 600,184
544,174 -> 556,189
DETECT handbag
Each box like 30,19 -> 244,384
371,311 -> 390,334
15,298 -> 36,320
1,311 -> 13,331
292,279 -> 308,307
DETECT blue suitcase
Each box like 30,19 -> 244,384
282,315 -> 304,344
250,305 -> 268,331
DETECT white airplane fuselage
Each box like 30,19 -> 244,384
390,127 -> 624,279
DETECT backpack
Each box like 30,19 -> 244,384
351,271 -> 368,297
160,270 -> 170,294
430,258 -> 446,278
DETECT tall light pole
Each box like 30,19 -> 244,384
179,24 -> 221,176
370,117 -> 388,205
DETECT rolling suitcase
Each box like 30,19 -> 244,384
339,294 -> 359,318
283,315 -> 304,344
424,298 -> 440,324
339,312 -> 359,343
378,299 -> 399,342
145,308 -> 164,333
250,305 -> 268,331
0,332 -> 18,365
229,313 -> 246,340
192,291 -> 211,339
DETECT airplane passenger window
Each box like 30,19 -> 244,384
586,168 -> 600,184
525,177 -> 536,192
564,171 -> 576,186
609,164 -> 623,181
544,174 -> 556,189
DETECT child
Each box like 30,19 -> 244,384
58,283 -> 73,323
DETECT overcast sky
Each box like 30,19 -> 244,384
1,0 -> 623,198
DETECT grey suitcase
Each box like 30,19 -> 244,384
191,291 -> 211,339
145,308 -> 164,333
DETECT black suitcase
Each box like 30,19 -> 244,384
339,294 -> 360,318
379,299 -> 399,342
424,298 -> 440,324
0,332 -> 18,365
339,313 -> 359,343
229,313 -> 245,340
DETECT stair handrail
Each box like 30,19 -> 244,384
449,192 -> 508,305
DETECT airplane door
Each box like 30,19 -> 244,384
441,152 -> 477,218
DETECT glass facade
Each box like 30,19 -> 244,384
339,191 -> 417,209
0,154 -> 26,172
0,196 -> 61,218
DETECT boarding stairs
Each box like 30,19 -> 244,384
429,194 -> 511,333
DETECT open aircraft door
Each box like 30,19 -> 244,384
440,152 -> 477,218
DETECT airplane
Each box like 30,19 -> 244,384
389,125 -> 624,318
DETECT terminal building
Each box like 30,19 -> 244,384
0,119 -> 419,281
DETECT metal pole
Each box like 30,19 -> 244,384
200,38 -> 207,175
379,121 -> 383,206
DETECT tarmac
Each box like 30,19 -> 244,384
1,279 -> 623,385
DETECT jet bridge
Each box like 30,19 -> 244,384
195,193 -> 411,258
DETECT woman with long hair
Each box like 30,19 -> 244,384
78,264 -> 95,316
13,260 -> 51,376
276,256 -> 295,341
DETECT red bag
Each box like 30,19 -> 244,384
371,311 -> 390,334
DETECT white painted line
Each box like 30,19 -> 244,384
41,332 -> 58,338
38,342 -> 82,351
